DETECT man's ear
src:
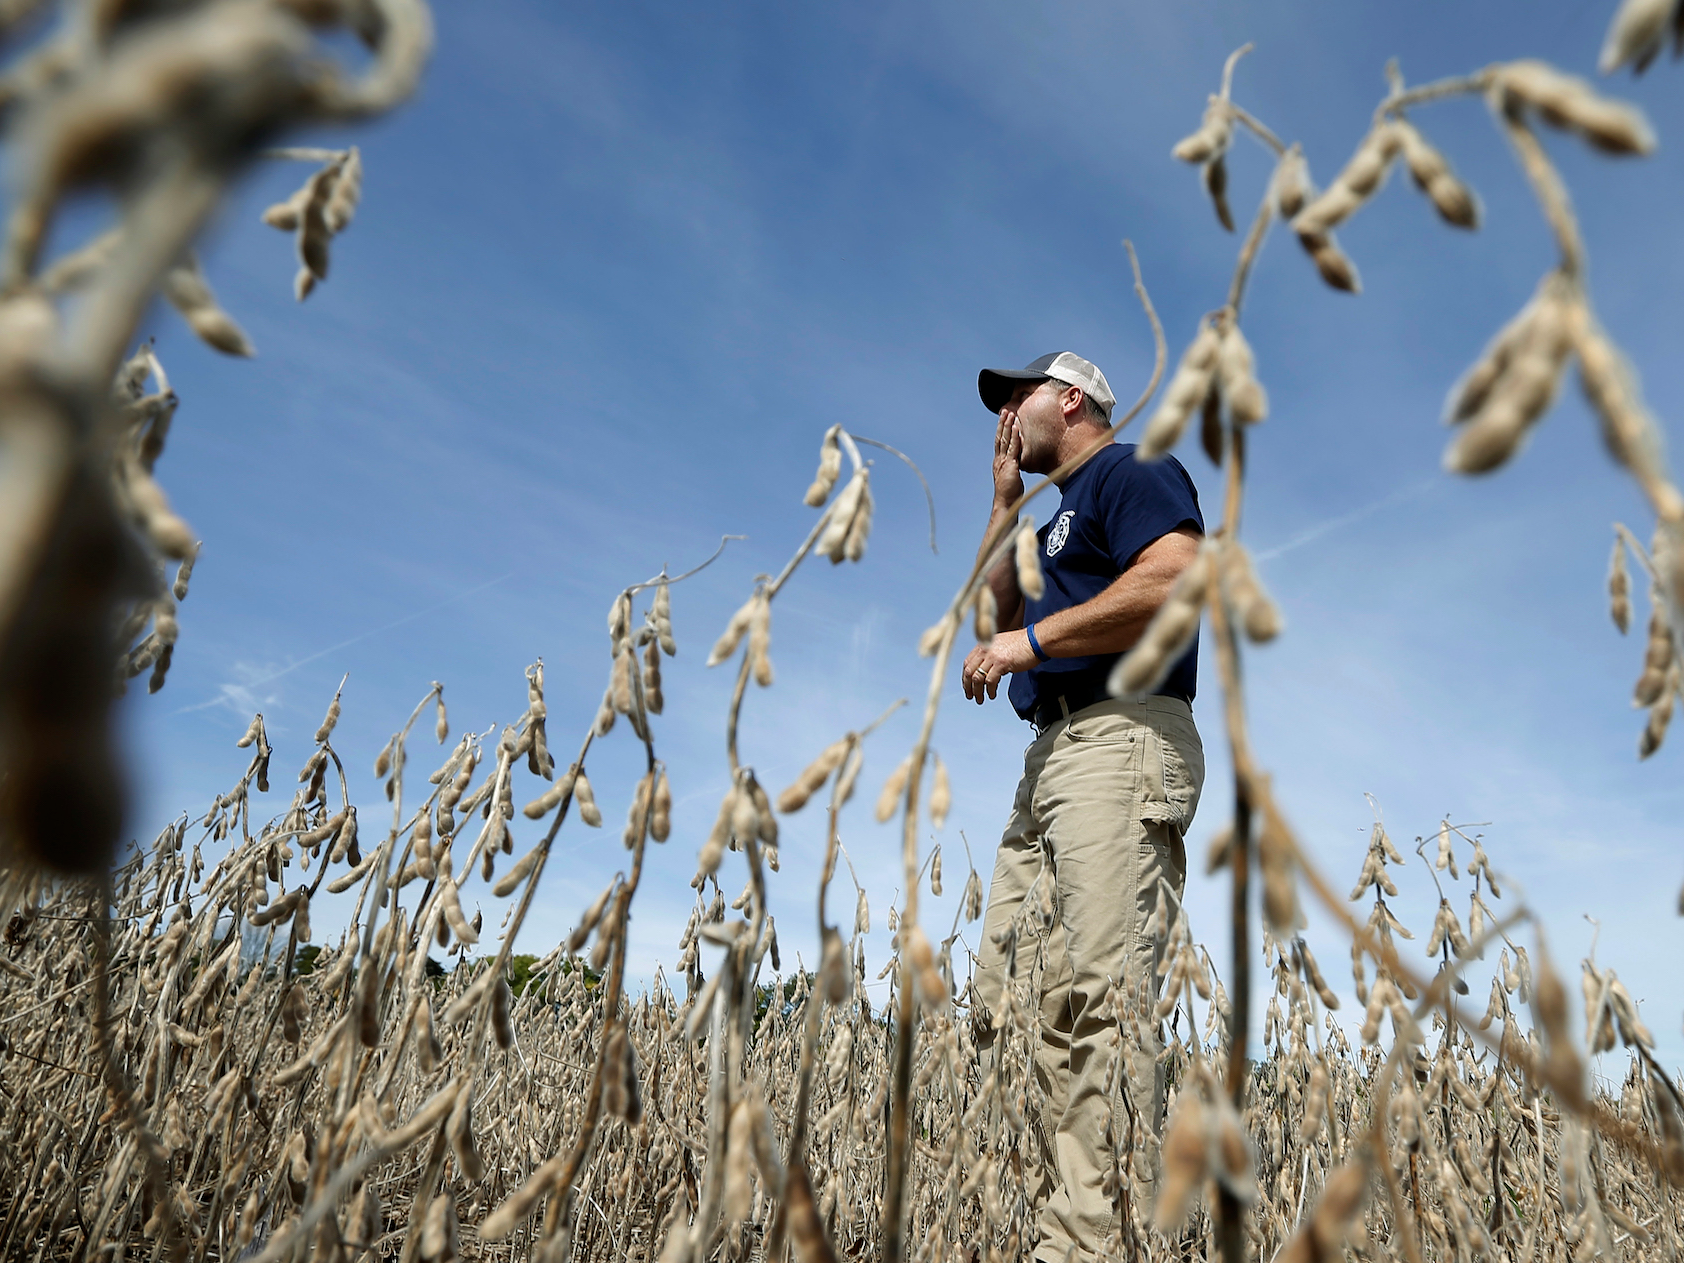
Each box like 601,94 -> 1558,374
1057,384 -> 1083,422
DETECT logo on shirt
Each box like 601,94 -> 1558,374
1045,510 -> 1075,557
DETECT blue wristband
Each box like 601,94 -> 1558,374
1026,622 -> 1050,663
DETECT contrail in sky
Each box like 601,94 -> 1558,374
173,572 -> 515,715
1251,477 -> 1440,564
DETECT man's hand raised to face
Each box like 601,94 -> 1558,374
993,408 -> 1024,508
960,629 -> 1038,704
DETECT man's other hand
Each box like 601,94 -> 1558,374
993,408 -> 1024,507
961,630 -> 1037,704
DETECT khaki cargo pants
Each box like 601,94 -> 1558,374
971,696 -> 1203,1263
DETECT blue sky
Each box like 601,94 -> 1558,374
117,1 -> 1683,1069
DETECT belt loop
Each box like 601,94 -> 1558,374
1058,696 -> 1070,721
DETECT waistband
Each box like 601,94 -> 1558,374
1028,686 -> 1192,737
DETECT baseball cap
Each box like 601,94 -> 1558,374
978,351 -> 1116,420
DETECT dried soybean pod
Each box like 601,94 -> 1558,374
642,637 -> 664,714
1274,143 -> 1310,218
843,477 -> 874,562
1171,96 -> 1233,165
1393,117 -> 1479,229
447,1079 -> 486,1182
574,770 -> 601,827
1640,676 -> 1675,759
611,648 -> 634,715
492,845 -> 541,897
696,788 -> 734,883
420,1192 -> 456,1261
324,146 -> 362,234
490,976 -> 513,1049
748,594 -> 773,687
171,544 -> 199,601
1608,535 -> 1631,633
777,737 -> 849,813
416,994 -> 442,1073
875,754 -> 912,824
653,578 -> 676,655
805,424 -> 843,507
435,691 -> 449,743
1493,60 -> 1656,155
1295,230 -> 1361,294
1445,296 -> 1541,425
623,772 -> 653,849
1154,1091 -> 1210,1230
292,158 -> 340,300
1140,321 -> 1222,459
651,767 -> 672,841
708,595 -> 759,667
314,691 -> 341,744
1015,517 -> 1044,600
1203,154 -> 1233,232
1292,121 -> 1400,235
973,584 -> 997,642
1634,612 -> 1677,708
1110,547 -> 1210,697
161,252 -> 255,356
1217,323 -> 1267,426
724,1099 -> 755,1229
356,955 -> 380,1047
1599,0 -> 1675,73
567,882 -> 616,953
929,753 -> 951,831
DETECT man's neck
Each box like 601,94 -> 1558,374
1049,426 -> 1113,486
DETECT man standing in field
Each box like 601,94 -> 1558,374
963,351 -> 1206,1263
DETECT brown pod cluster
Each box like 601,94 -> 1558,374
1492,60 -> 1656,155
1139,322 -> 1222,459
1108,545 -> 1209,696
261,151 -> 366,301
1443,280 -> 1573,474
816,468 -> 873,563
1393,117 -> 1480,228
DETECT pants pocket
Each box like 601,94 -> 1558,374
1139,721 -> 1204,828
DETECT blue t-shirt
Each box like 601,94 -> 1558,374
1008,443 -> 1204,720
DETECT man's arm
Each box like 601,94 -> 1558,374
975,409 -> 1027,633
960,527 -> 1201,703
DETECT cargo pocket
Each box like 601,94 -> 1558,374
1139,721 -> 1203,829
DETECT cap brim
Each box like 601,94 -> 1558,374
978,368 -> 1049,416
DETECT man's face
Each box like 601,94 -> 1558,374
1003,378 -> 1069,473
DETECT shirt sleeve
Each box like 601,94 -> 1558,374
1098,452 -> 1204,571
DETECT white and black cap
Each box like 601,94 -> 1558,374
978,351 -> 1116,420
